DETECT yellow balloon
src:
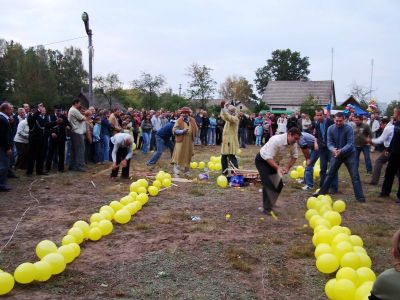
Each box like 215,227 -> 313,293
137,186 -> 147,194
36,240 -> 58,259
325,278 -> 336,300
357,253 -> 372,268
14,262 -> 36,284
99,210 -> 112,221
114,208 -> 131,224
164,173 -> 171,179
148,186 -> 159,196
67,227 -> 84,244
323,211 -> 342,227
316,253 -> 340,274
73,220 -> 90,238
198,161 -> 205,169
313,168 -> 320,178
356,267 -> 376,286
315,243 -> 334,258
130,181 -> 141,193
315,229 -> 335,245
152,180 -> 162,188
349,235 -> 364,247
137,193 -> 149,205
0,272 -> 14,295
137,178 -> 149,188
33,261 -> 52,282
355,282 -> 374,300
97,219 -> 113,236
61,235 -> 77,246
333,200 -> 346,213
217,175 -> 228,188
340,226 -> 352,235
90,212 -> 104,224
57,245 -> 75,264
68,243 -> 81,258
353,246 -> 367,254
306,197 -> 318,209
207,161 -> 215,170
88,227 -> 102,241
132,142 -> 136,150
42,253 -> 66,275
332,233 -> 351,246
120,195 -> 133,205
128,192 -> 138,201
305,209 -> 318,221
340,252 -> 361,269
190,162 -> 198,169
336,267 -> 358,284
100,205 -> 115,217
214,162 -> 222,171
309,215 -> 322,229
155,173 -> 165,181
334,278 -> 356,300
110,200 -> 124,212
290,170 -> 299,179
162,178 -> 172,187
334,241 -> 354,261
296,166 -> 304,177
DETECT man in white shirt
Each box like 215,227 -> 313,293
255,127 -> 300,216
151,111 -> 162,151
110,133 -> 134,179
369,113 -> 380,152
67,99 -> 86,172
369,117 -> 393,185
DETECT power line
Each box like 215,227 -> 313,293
32,35 -> 87,48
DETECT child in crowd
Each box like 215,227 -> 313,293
254,123 -> 263,146
93,116 -> 102,164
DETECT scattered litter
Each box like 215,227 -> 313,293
155,271 -> 168,278
100,283 -> 108,287
258,189 -> 262,192
191,216 -> 201,222
91,180 -> 96,188
198,173 -> 209,180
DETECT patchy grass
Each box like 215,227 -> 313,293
225,247 -> 258,273
286,243 -> 314,259
135,222 -> 153,230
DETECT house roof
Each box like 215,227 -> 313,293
339,95 -> 360,107
78,92 -> 125,110
262,80 -> 336,106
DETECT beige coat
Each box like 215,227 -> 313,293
221,108 -> 239,155
171,117 -> 197,168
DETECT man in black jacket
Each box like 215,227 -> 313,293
0,102 -> 14,191
238,111 -> 248,148
314,108 -> 338,192
45,105 -> 70,172
27,103 -> 49,176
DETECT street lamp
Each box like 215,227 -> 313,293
81,12 -> 93,107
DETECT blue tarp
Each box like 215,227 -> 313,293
353,105 -> 369,116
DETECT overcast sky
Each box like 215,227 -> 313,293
2,0 -> 400,104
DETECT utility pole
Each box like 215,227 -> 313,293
330,47 -> 334,107
369,59 -> 374,100
82,12 -> 94,107
179,84 -> 182,97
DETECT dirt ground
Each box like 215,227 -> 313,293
0,146 -> 399,299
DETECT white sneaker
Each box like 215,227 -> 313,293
173,165 -> 180,176
302,185 -> 313,191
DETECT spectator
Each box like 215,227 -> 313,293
298,132 -> 319,190
141,114 -> 153,155
67,99 -> 86,172
262,115 -> 272,144
254,123 -> 263,146
151,111 -> 162,151
302,114 -> 313,133
287,113 -> 298,131
0,102 -> 14,191
353,115 -> 373,174
93,116 -> 102,164
109,109 -> 122,136
84,110 -> 94,164
194,111 -> 203,145
200,111 -> 209,146
100,110 -> 112,162
277,114 -> 287,134
247,113 -> 255,144
216,114 -> 225,146
208,113 -> 217,146
238,111 -> 248,148
314,112 -> 365,202
369,113 -> 380,152
14,110 -> 29,170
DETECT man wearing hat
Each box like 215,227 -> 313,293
171,107 -> 197,176
220,101 -> 240,174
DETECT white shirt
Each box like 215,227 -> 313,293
260,133 -> 298,162
68,106 -> 86,134
372,124 -> 394,148
151,115 -> 162,131
110,133 -> 133,162
277,117 -> 287,133
14,119 -> 29,143
369,119 -> 380,133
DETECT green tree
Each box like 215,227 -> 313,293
255,49 -> 310,95
253,101 -> 269,114
94,73 -> 123,109
299,96 -> 320,118
131,72 -> 166,109
116,88 -> 142,109
159,92 -> 189,111
186,63 -> 216,109
219,75 -> 253,105
385,100 -> 400,117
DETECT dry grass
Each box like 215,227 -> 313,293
135,222 -> 153,230
225,247 -> 259,273
286,243 -> 314,259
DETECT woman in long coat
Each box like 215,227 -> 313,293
171,107 -> 198,176
220,102 -> 239,175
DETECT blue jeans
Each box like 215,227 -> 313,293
207,128 -> 216,145
319,147 -> 338,192
356,145 -> 372,173
304,149 -> 319,188
94,141 -> 103,163
239,128 -> 247,148
142,132 -> 150,154
255,135 -> 262,146
320,151 -> 365,201
147,135 -> 174,165
0,149 -> 10,188
102,135 -> 110,162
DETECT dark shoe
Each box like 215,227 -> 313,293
37,172 -> 49,176
0,186 -> 12,192
357,198 -> 366,203
395,198 -> 400,204
73,168 -> 86,172
368,182 -> 377,186
378,193 -> 390,198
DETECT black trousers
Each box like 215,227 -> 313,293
27,139 -> 45,175
221,154 -> 238,175
46,139 -> 65,172
255,153 -> 283,212
216,128 -> 222,145
200,127 -> 208,145
110,147 -> 131,178
381,152 -> 400,199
